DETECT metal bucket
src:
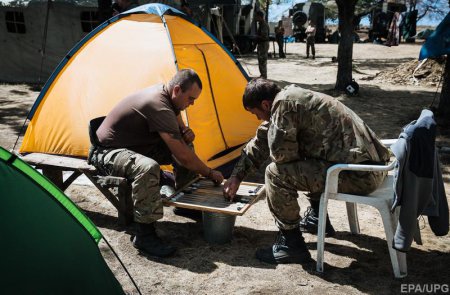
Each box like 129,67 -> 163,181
202,212 -> 236,244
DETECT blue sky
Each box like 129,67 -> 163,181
269,0 -> 447,27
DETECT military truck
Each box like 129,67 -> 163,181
186,0 -> 260,53
288,1 -> 325,43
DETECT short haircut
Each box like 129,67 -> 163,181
242,78 -> 281,109
168,69 -> 202,92
256,10 -> 264,18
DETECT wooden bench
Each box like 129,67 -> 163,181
20,153 -> 264,228
20,153 -> 134,225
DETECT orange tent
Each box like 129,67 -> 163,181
20,4 -> 259,169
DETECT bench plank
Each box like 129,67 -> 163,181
21,153 -> 94,171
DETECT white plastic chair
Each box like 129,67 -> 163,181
316,139 -> 421,278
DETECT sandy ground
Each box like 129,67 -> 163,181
1,43 -> 449,295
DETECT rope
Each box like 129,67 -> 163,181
219,14 -> 253,75
11,107 -> 32,152
102,236 -> 142,295
37,0 -> 52,87
428,61 -> 445,109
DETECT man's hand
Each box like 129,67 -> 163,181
208,169 -> 224,186
223,176 -> 241,202
181,127 -> 195,144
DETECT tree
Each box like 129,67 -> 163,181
409,0 -> 448,22
320,0 -> 376,90
334,0 -> 358,91
330,0 -> 447,91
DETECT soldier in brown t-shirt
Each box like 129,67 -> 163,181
91,69 -> 224,257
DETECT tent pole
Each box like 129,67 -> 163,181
160,14 -> 192,127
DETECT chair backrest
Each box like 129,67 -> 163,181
88,116 -> 106,146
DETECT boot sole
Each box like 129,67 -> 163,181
133,243 -> 176,258
273,253 -> 313,265
299,225 -> 336,237
256,249 -> 313,265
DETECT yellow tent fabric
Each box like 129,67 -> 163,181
20,4 -> 260,169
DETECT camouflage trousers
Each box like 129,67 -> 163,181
265,159 -> 386,230
257,41 -> 269,78
91,145 -> 196,224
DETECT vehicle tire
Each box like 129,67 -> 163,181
292,11 -> 307,27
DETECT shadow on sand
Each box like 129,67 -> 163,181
84,208 -> 449,295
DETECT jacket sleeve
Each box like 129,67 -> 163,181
231,122 -> 270,180
391,136 -> 407,210
268,103 -> 300,164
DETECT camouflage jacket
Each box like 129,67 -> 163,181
231,85 -> 391,180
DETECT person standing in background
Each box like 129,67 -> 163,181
305,20 -> 316,59
112,0 -> 138,15
275,20 -> 286,58
255,10 -> 270,78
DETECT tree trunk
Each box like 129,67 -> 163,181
335,0 -> 357,91
265,0 -> 270,23
438,57 -> 450,117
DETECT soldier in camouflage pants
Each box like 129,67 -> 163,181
90,141 -> 195,225
223,78 -> 390,264
255,10 -> 270,79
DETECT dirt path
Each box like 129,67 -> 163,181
1,42 -> 449,295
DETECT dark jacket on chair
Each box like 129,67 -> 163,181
391,109 -> 448,252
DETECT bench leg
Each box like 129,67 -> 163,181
42,168 -> 64,189
117,183 -> 133,226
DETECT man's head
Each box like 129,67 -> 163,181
168,69 -> 202,110
243,78 -> 281,121
256,10 -> 265,22
181,0 -> 193,16
117,0 -> 131,10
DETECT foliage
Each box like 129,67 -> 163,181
316,0 -> 447,24
412,0 -> 449,22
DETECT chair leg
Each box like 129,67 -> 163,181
346,202 -> 360,234
379,205 -> 407,278
316,194 -> 329,273
414,220 -> 423,245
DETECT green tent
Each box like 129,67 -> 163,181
0,146 -> 125,294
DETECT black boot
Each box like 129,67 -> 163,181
255,228 -> 312,265
299,199 -> 336,237
132,223 -> 176,257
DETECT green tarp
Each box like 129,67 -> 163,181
0,147 -> 125,294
